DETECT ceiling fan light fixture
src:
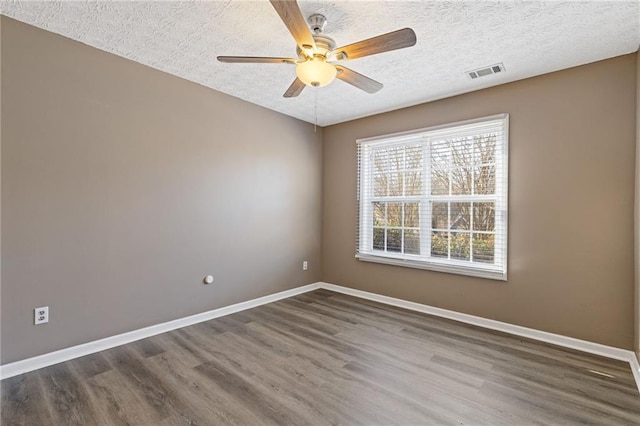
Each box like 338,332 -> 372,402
296,58 -> 337,87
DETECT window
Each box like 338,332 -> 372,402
357,114 -> 508,280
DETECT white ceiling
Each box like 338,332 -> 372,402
2,1 -> 639,126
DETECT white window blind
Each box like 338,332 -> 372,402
356,114 -> 509,280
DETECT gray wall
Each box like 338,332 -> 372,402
1,17 -> 322,364
322,54 -> 638,350
2,16 -> 639,365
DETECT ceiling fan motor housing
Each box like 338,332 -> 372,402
297,34 -> 336,59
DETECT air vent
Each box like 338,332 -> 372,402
466,63 -> 505,79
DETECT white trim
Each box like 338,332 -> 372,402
0,283 -> 320,380
2,280 -> 638,395
319,282 -> 629,360
356,113 -> 509,146
356,114 -> 509,281
356,253 -> 506,281
630,353 -> 640,394
318,282 -> 640,394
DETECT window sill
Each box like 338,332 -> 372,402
356,253 -> 507,281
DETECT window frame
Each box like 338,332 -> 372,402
356,114 -> 509,281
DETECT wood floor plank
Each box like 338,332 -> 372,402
2,289 -> 639,425
129,337 -> 166,359
85,369 -> 161,426
101,345 -> 210,424
145,352 -> 264,426
221,334 -> 362,425
149,330 -> 212,368
36,362 -> 101,425
69,352 -> 112,379
1,372 -> 51,425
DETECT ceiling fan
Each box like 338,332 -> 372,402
217,0 -> 417,98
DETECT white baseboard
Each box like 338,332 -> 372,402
630,352 -> 640,393
318,282 -> 640,394
318,282 -> 631,361
2,280 -> 639,395
0,283 -> 321,380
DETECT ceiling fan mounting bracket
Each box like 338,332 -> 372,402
307,14 -> 327,34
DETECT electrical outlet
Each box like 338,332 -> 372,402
34,306 -> 49,325
303,261 -> 308,271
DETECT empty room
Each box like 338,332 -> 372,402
1,0 -> 640,424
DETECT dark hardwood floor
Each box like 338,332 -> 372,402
2,289 -> 639,425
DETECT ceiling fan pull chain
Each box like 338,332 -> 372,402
314,87 -> 318,133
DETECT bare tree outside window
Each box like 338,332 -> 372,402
372,145 -> 422,255
430,134 -> 496,263
371,134 -> 497,263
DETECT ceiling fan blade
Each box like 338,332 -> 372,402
269,0 -> 316,53
284,77 -> 306,98
332,28 -> 417,60
335,65 -> 383,94
217,56 -> 297,64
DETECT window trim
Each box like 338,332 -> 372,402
356,113 -> 509,281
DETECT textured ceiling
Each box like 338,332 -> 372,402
2,1 -> 639,126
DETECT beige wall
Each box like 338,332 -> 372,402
636,49 -> 640,359
1,17 -> 322,364
322,54 -> 637,349
0,16 -> 3,364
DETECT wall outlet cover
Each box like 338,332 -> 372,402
34,306 -> 49,325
